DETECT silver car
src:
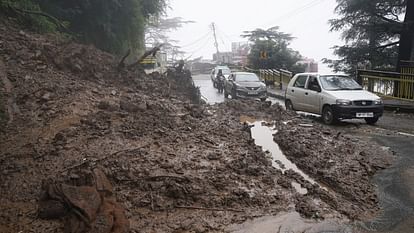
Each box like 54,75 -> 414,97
224,72 -> 267,101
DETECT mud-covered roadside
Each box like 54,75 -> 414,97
0,20 -> 296,233
0,19 -> 394,233
274,118 -> 394,220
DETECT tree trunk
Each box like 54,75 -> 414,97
397,0 -> 414,70
395,0 -> 414,97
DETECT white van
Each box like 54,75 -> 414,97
285,73 -> 384,125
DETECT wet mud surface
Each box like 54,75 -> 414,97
0,19 -> 401,232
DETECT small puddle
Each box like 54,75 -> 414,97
247,120 -> 317,189
292,181 -> 308,195
227,211 -> 351,233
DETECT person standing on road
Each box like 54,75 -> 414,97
216,69 -> 225,93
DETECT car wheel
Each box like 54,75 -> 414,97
365,117 -> 379,125
232,88 -> 237,99
322,106 -> 337,125
285,100 -> 294,111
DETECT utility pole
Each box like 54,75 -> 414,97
211,23 -> 220,63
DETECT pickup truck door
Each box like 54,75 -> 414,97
288,75 -> 308,111
304,75 -> 322,114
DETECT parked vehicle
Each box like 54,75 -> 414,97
224,72 -> 267,101
211,66 -> 231,88
285,73 -> 384,125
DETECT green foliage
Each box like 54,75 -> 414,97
1,0 -> 167,55
325,0 -> 406,74
242,27 -> 305,73
0,0 -> 57,33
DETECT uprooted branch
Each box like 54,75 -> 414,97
117,49 -> 131,71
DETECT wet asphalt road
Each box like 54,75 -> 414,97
192,74 -> 285,106
192,73 -> 414,232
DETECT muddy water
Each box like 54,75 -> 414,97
233,119 -> 353,232
248,120 -> 317,194
227,211 -> 351,233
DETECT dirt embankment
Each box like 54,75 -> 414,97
0,19 -> 393,233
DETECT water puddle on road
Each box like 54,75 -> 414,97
242,118 -> 318,194
227,211 -> 351,233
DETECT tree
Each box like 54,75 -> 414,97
242,27 -> 305,72
397,0 -> 414,69
325,0 -> 409,74
0,0 -> 168,55
145,17 -> 194,47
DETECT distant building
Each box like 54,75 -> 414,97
213,52 -> 234,64
232,42 -> 249,66
297,58 -> 318,72
212,42 -> 250,65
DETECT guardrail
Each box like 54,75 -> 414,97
357,69 -> 414,101
259,69 -> 293,89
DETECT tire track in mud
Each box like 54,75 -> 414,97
0,60 -> 20,124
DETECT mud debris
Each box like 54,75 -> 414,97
0,19 -> 394,233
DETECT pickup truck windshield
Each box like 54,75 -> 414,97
236,74 -> 260,82
320,75 -> 362,91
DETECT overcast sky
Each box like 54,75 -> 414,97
166,0 -> 343,73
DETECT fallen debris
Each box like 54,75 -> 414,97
38,169 -> 129,233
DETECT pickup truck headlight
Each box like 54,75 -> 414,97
374,99 -> 383,105
336,99 -> 352,106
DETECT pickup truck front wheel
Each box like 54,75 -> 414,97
322,106 -> 338,125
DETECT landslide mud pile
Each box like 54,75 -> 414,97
0,19 -> 393,233
0,20 -> 294,233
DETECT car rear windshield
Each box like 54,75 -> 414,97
319,75 -> 362,91
236,74 -> 260,82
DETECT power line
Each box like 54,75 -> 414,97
261,0 -> 326,28
215,25 -> 233,51
180,30 -> 211,48
185,33 -> 214,59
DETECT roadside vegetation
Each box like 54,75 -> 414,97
324,0 -> 413,73
242,27 -> 307,73
0,0 -> 167,56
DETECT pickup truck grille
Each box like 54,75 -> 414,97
353,100 -> 373,106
